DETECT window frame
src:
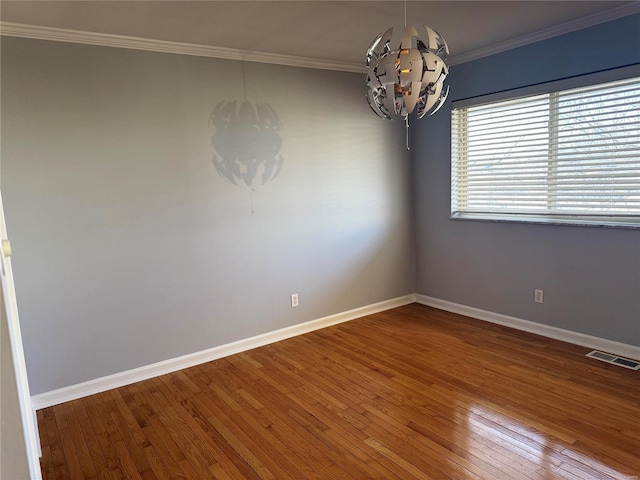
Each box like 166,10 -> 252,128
450,64 -> 640,229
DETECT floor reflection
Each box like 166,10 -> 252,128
456,400 -> 639,479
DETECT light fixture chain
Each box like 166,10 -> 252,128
405,116 -> 410,150
241,60 -> 247,101
404,0 -> 407,27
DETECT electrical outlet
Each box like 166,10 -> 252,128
534,289 -> 544,304
291,293 -> 299,308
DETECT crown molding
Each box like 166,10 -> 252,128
0,21 -> 367,73
2,3 -> 639,71
448,2 -> 640,66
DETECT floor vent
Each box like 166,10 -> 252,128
586,350 -> 640,370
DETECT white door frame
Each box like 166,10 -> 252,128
0,191 -> 42,479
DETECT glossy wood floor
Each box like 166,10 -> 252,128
38,304 -> 640,479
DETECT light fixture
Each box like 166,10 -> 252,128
365,3 -> 449,148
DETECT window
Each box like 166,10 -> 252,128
451,67 -> 640,227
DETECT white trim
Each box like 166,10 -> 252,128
3,3 -> 639,71
28,292 -> 640,409
448,3 -> 640,66
31,294 -> 416,410
416,294 -> 640,361
0,192 -> 43,480
0,22 -> 365,73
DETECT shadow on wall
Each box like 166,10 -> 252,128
209,60 -> 285,217
210,100 -> 284,189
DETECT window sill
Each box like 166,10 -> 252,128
450,212 -> 640,229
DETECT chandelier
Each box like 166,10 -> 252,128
365,7 -> 450,148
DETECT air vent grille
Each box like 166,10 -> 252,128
586,350 -> 640,370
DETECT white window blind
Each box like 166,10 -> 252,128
451,70 -> 640,227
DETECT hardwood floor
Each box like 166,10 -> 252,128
37,304 -> 640,479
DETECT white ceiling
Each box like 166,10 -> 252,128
1,1 -> 638,69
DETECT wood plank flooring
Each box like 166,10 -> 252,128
37,304 -> 640,479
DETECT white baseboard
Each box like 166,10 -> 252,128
31,294 -> 416,410
416,294 -> 640,361
32,292 -> 638,409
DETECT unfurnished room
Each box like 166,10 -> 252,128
0,1 -> 639,479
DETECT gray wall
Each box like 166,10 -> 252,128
414,14 -> 640,346
1,37 -> 414,395
1,286 -> 31,480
